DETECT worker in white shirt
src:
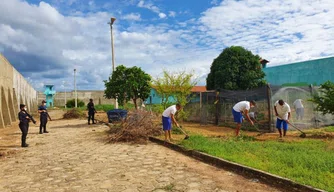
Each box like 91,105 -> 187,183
162,103 -> 182,141
293,99 -> 304,120
232,100 -> 256,136
274,99 -> 291,138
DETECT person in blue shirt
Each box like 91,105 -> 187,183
18,104 -> 36,147
38,100 -> 52,134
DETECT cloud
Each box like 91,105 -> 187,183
137,0 -> 160,13
199,0 -> 334,66
168,11 -> 176,17
158,13 -> 167,19
122,13 -> 141,21
1,0 -> 334,91
210,0 -> 220,5
137,0 -> 167,19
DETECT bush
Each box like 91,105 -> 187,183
310,81 -> 334,115
66,99 -> 85,108
146,104 -> 164,114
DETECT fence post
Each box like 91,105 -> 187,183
266,84 -> 273,132
309,84 -> 318,128
215,91 -> 221,126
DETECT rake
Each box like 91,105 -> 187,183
287,121 -> 306,138
178,126 -> 190,140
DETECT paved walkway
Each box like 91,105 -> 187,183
0,119 -> 280,192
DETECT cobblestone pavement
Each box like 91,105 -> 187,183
0,119 -> 280,192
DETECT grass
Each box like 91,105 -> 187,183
325,126 -> 334,132
153,183 -> 175,191
94,104 -> 114,112
179,135 -> 334,191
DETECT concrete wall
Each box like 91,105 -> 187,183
0,54 -> 38,128
38,91 -> 115,107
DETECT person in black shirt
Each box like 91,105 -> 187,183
18,104 -> 36,147
38,100 -> 52,134
87,99 -> 97,125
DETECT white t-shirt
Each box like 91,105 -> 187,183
275,101 -> 291,120
293,99 -> 304,109
233,101 -> 250,112
162,105 -> 177,117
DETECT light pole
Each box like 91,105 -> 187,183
62,81 -> 67,108
108,17 -> 118,109
74,69 -> 77,108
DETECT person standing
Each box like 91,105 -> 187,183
293,99 -> 304,120
87,99 -> 97,125
274,99 -> 291,138
38,100 -> 51,134
232,100 -> 256,136
18,104 -> 35,147
162,103 -> 182,142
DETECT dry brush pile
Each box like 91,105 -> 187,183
63,109 -> 86,119
108,110 -> 162,144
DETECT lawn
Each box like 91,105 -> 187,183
176,131 -> 334,191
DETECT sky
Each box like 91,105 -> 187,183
0,0 -> 333,91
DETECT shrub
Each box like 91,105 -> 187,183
66,99 -> 85,108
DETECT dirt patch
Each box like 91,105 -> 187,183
177,122 -> 334,142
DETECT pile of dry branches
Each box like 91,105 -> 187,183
63,109 -> 86,119
108,110 -> 162,144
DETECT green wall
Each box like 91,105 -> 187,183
263,56 -> 334,86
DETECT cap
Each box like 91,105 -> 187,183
42,100 -> 46,103
20,104 -> 26,109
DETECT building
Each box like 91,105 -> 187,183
263,56 -> 334,86
43,85 -> 56,107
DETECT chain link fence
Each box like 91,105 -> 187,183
185,84 -> 334,132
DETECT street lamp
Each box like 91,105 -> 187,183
108,17 -> 118,109
62,81 -> 67,108
74,69 -> 77,108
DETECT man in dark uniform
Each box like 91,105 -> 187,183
18,104 -> 36,147
87,99 -> 97,125
38,100 -> 51,134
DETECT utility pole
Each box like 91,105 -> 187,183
74,69 -> 77,108
108,17 -> 118,109
63,81 -> 67,108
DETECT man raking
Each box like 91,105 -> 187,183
232,100 -> 256,136
162,103 -> 183,142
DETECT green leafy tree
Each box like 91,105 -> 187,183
152,70 -> 197,120
310,81 -> 334,115
206,46 -> 266,90
104,65 -> 151,109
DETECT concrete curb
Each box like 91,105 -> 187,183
149,137 -> 325,192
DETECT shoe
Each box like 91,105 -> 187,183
44,131 -> 49,133
39,131 -> 43,134
21,143 -> 29,147
88,123 -> 91,125
92,122 -> 96,124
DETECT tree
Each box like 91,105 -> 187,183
310,81 -> 334,115
206,46 -> 266,90
152,70 -> 197,120
104,65 -> 151,110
